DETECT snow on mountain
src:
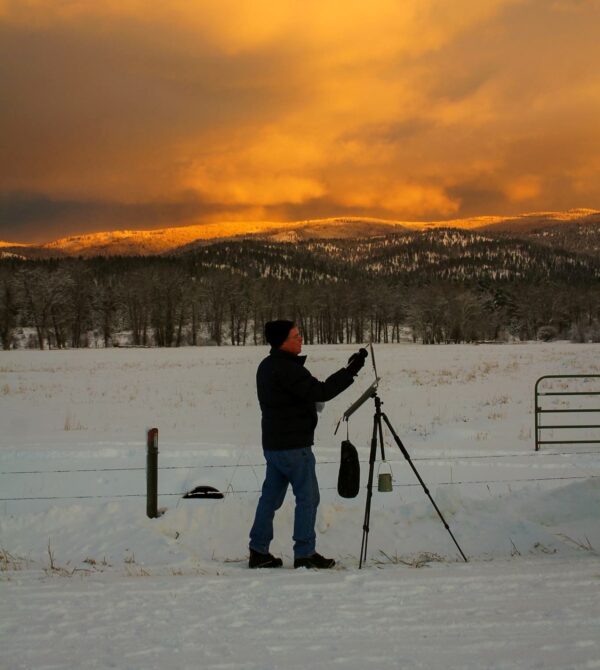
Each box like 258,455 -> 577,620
3,209 -> 600,258
50,222 -> 296,254
40,218 -> 411,257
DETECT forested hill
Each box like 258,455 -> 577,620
181,228 -> 600,285
2,225 -> 600,349
480,218 -> 600,256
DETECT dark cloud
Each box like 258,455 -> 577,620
340,119 -> 434,145
0,19 -> 309,198
0,192 -> 248,243
446,184 -> 509,218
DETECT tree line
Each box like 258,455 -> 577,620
1,243 -> 599,350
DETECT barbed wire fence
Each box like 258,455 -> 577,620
2,448 -> 599,503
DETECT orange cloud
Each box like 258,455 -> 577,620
341,181 -> 460,217
1,0 -> 600,240
505,176 -> 543,203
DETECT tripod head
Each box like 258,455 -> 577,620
334,379 -> 379,434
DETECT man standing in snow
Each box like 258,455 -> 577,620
249,320 -> 367,569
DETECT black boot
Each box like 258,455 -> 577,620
249,548 -> 283,569
294,552 -> 336,569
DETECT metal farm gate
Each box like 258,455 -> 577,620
535,375 -> 600,451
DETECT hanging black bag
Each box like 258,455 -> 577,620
337,440 -> 360,498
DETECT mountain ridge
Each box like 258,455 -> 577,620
1,209 -> 599,258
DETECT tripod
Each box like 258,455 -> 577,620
359,391 -> 468,568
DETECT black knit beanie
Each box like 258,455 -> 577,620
264,320 -> 295,349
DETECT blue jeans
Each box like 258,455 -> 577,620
249,447 -> 320,558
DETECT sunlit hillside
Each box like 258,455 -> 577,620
1,210 -> 599,258
36,218 -> 410,256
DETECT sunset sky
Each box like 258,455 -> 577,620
1,0 -> 600,243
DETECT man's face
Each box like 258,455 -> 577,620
280,326 -> 303,355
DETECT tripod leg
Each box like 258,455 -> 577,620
359,412 -> 379,568
378,406 -> 386,462
381,413 -> 468,563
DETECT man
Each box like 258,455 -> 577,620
249,319 -> 367,569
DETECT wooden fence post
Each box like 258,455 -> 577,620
146,428 -> 159,518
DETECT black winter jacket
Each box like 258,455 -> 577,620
257,349 -> 355,450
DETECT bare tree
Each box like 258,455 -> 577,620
64,263 -> 93,347
17,267 -> 64,349
227,277 -> 250,345
92,275 -> 120,347
0,271 -> 19,350
122,269 -> 152,346
150,266 -> 187,347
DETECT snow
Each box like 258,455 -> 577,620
1,343 -> 600,669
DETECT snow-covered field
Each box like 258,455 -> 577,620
1,343 -> 599,669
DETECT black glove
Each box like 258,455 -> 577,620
346,348 -> 368,376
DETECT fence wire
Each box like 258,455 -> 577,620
2,448 -> 599,476
2,473 -> 598,502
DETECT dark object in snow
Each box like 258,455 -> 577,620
183,485 -> 224,499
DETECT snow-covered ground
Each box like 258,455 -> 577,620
1,343 -> 599,669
